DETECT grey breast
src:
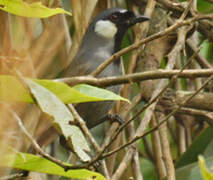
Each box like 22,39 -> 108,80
62,32 -> 121,128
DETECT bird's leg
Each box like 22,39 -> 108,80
106,114 -> 125,125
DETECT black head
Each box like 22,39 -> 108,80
93,8 -> 149,28
101,8 -> 149,28
90,8 -> 149,39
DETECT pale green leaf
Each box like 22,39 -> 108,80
26,79 -> 91,162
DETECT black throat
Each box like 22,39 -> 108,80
113,28 -> 127,66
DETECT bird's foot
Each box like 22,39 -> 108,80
107,114 -> 124,125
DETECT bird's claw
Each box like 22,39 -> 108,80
108,114 -> 124,125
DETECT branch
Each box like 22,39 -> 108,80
175,91 -> 213,112
176,107 -> 213,125
186,39 -> 212,69
58,69 -> 213,87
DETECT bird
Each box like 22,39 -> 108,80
61,8 -> 149,129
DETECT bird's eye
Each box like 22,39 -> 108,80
110,14 -> 118,21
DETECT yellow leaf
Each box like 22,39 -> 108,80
0,0 -> 72,18
198,156 -> 213,180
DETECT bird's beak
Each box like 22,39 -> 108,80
128,15 -> 150,26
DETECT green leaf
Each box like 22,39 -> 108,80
1,150 -> 105,180
35,80 -> 129,103
0,75 -> 128,104
140,158 -> 157,180
26,79 -> 91,162
197,0 -> 213,14
72,84 -> 129,103
199,156 -> 213,180
176,127 -> 213,168
0,0 -> 72,18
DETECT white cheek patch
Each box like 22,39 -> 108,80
95,20 -> 117,39
120,9 -> 127,13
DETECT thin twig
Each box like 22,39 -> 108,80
68,104 -> 101,152
186,39 -> 212,69
111,148 -> 136,180
0,173 -> 25,180
179,0 -> 193,20
150,116 -> 167,178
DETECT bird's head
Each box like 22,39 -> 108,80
92,8 -> 150,40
